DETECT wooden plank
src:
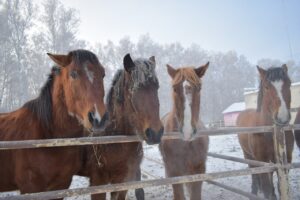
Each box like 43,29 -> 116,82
206,180 -> 267,200
273,125 -> 290,200
0,126 -> 275,150
1,124 -> 300,150
0,166 -> 276,200
207,152 -> 271,167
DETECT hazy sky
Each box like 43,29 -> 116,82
59,0 -> 300,63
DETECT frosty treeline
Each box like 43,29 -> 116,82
0,0 -> 299,124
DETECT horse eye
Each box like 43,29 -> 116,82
264,84 -> 270,90
70,71 -> 78,79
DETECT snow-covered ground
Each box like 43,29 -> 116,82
1,134 -> 299,199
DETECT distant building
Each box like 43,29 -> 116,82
222,102 -> 245,126
244,82 -> 300,123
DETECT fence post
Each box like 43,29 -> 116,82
273,125 -> 290,200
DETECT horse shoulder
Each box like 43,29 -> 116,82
236,109 -> 257,127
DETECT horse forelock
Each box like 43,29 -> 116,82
256,67 -> 290,112
265,67 -> 290,82
69,49 -> 101,69
172,67 -> 201,88
131,58 -> 159,89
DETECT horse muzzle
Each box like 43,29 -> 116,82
274,113 -> 291,126
145,127 -> 164,145
88,111 -> 109,132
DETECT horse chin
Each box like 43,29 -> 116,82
181,129 -> 197,141
180,132 -> 192,141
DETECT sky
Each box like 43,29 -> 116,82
59,0 -> 300,63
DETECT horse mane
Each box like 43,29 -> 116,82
172,67 -> 201,87
106,69 -> 124,112
256,67 -> 291,112
23,66 -> 58,130
130,58 -> 159,90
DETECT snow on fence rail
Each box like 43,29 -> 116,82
0,124 -> 300,200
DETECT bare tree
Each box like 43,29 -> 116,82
0,0 -> 35,110
40,0 -> 80,53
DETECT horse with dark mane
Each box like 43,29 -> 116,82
0,50 -> 107,199
294,109 -> 300,151
159,62 -> 209,200
237,65 -> 294,199
79,54 -> 164,200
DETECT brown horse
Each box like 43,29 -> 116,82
0,50 -> 107,199
79,54 -> 164,200
237,65 -> 294,199
294,109 -> 300,154
159,63 -> 209,200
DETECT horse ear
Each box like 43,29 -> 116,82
195,62 -> 209,77
166,64 -> 177,78
47,53 -> 72,67
257,65 -> 266,79
123,53 -> 135,73
149,56 -> 156,64
282,64 -> 288,73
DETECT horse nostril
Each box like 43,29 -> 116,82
88,111 -> 95,124
145,128 -> 152,139
159,127 -> 164,134
193,128 -> 197,135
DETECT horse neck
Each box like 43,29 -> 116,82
170,95 -> 180,129
257,100 -> 273,126
106,84 -> 136,136
51,79 -> 83,138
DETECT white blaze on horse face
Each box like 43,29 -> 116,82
84,64 -> 94,84
94,104 -> 101,122
272,80 -> 289,123
182,81 -> 193,140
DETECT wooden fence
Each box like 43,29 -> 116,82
0,124 -> 300,200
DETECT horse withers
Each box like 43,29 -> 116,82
159,62 -> 209,200
0,50 -> 107,199
79,54 -> 163,200
237,65 -> 294,199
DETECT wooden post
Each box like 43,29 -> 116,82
273,125 -> 290,199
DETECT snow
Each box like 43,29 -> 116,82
222,102 -> 246,114
292,82 -> 300,86
1,135 -> 299,200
